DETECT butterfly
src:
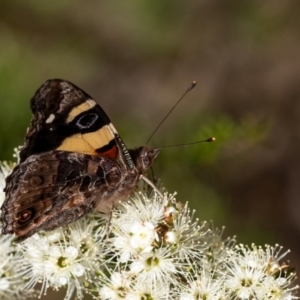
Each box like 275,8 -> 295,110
0,79 -> 160,242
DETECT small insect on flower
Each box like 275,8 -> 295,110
164,202 -> 210,267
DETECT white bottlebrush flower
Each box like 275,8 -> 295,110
117,192 -> 167,226
179,270 -> 225,300
67,213 -> 107,273
17,231 -> 86,299
0,161 -> 14,208
223,244 -> 298,300
112,220 -> 156,262
126,281 -> 174,300
0,234 -> 32,299
164,202 -> 209,267
99,271 -> 132,300
130,247 -> 178,285
99,271 -> 175,300
201,225 -> 236,273
16,213 -> 107,300
111,192 -> 168,261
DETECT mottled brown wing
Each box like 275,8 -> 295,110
1,150 -> 138,242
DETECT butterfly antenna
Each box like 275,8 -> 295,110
155,137 -> 215,150
145,81 -> 197,145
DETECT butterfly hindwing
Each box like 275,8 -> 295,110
2,150 -> 139,242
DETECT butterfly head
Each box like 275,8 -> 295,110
129,147 -> 160,173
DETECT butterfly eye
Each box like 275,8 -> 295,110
140,149 -> 160,170
76,112 -> 98,129
18,209 -> 33,224
142,155 -> 150,169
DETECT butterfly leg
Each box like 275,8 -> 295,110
104,205 -> 114,240
140,175 -> 164,198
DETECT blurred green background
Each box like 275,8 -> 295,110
1,0 -> 300,297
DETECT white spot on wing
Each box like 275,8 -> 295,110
45,114 -> 55,124
86,99 -> 96,107
108,123 -> 118,134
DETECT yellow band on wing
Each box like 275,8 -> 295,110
57,124 -> 115,155
66,100 -> 96,123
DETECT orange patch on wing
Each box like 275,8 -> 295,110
100,145 -> 118,159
